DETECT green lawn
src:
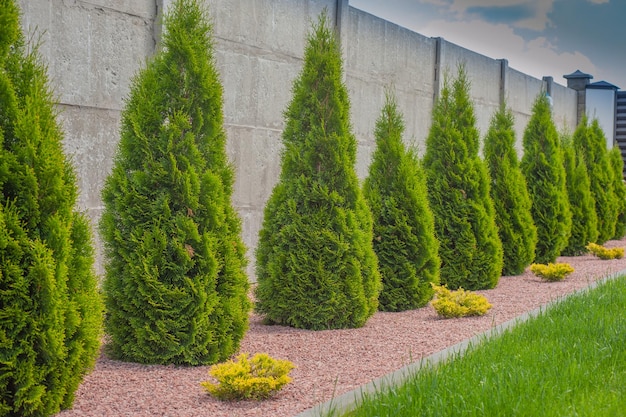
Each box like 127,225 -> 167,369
339,275 -> 626,417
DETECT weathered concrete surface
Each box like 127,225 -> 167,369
17,0 -> 580,280
346,7 -> 437,177
505,67 -> 546,153
19,0 -> 156,109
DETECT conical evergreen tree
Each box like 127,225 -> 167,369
609,146 -> 626,239
254,11 -> 381,330
561,133 -> 598,255
0,1 -> 103,415
363,92 -> 439,311
521,94 -> 572,263
423,67 -> 503,290
573,116 -> 617,244
483,104 -> 537,275
100,0 -> 250,365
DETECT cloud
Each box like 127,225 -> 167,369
515,1 -> 554,30
418,0 -> 452,6
423,0 -> 555,31
418,19 -> 596,84
466,4 -> 535,24
587,0 -> 609,3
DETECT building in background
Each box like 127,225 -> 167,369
564,70 -> 625,177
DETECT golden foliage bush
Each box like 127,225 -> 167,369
529,262 -> 574,281
201,353 -> 294,401
586,242 -> 624,260
430,284 -> 492,318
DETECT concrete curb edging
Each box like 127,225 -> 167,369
294,268 -> 626,417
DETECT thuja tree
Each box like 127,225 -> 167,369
483,104 -> 537,275
363,92 -> 439,311
521,94 -> 572,263
561,133 -> 598,255
609,146 -> 626,239
0,1 -> 103,415
573,116 -> 617,244
423,67 -> 503,290
100,0 -> 250,365
254,11 -> 381,330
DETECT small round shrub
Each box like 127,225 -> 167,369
430,284 -> 492,318
201,353 -> 295,401
529,263 -> 574,281
586,243 -> 624,260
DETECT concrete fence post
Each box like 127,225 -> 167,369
336,0 -> 349,82
433,36 -> 443,104
499,58 -> 508,107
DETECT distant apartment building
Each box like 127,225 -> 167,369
564,69 -> 626,176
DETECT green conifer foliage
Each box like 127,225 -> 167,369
423,67 -> 503,290
363,93 -> 439,311
573,117 -> 617,244
100,0 -> 250,365
483,104 -> 537,275
609,146 -> 626,239
254,11 -> 381,330
561,134 -> 598,255
521,94 -> 572,263
0,1 -> 103,415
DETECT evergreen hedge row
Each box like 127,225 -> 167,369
3,6 -> 626,405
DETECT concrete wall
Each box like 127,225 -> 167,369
345,8 -> 437,176
17,0 -> 578,280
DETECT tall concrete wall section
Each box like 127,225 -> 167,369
345,7 -> 437,177
17,0 -> 158,274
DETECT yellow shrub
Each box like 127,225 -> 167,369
430,284 -> 492,318
201,353 -> 295,401
529,263 -> 574,281
586,242 -> 624,260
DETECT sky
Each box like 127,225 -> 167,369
349,0 -> 626,89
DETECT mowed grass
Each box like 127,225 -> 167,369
341,275 -> 626,417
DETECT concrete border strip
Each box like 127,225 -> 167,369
294,268 -> 626,417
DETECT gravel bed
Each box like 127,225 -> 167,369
57,237 -> 626,417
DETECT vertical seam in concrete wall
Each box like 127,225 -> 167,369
336,0 -> 349,83
154,0 -> 164,48
499,58 -> 508,107
433,37 -> 442,104
543,76 -> 553,97
576,90 -> 582,126
335,0 -> 343,37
